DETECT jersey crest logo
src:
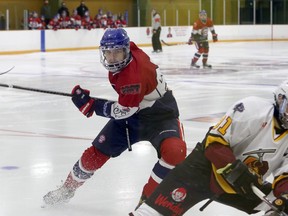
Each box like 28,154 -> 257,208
120,84 -> 141,95
98,135 -> 106,143
171,187 -> 187,202
233,102 -> 245,113
201,28 -> 209,36
113,106 -> 130,118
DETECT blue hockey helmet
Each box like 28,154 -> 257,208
199,10 -> 207,23
99,28 -> 131,73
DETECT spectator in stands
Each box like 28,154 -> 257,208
97,8 -> 104,18
0,12 -> 5,30
81,11 -> 93,30
58,2 -> 70,17
106,11 -> 115,28
93,14 -> 102,28
28,11 -> 43,30
59,11 -> 71,29
70,9 -> 82,30
115,14 -> 127,28
76,1 -> 89,18
40,15 -> 46,29
47,15 -> 60,31
40,0 -> 52,26
100,13 -> 108,29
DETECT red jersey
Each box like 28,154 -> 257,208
115,19 -> 127,28
107,17 -> 115,28
108,42 -> 158,108
47,19 -> 60,30
93,17 -> 101,28
28,17 -> 42,30
59,16 -> 71,29
82,16 -> 93,30
192,18 -> 215,39
71,15 -> 82,27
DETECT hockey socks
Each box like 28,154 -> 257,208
64,146 -> 110,190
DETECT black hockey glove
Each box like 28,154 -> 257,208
212,33 -> 218,42
218,159 -> 262,199
188,37 -> 193,45
71,85 -> 95,118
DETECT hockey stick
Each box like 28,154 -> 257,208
251,185 -> 288,216
0,83 -> 105,100
161,40 -> 188,46
0,83 -> 73,97
0,66 -> 15,75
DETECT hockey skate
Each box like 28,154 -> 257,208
43,185 -> 75,207
190,62 -> 200,69
203,63 -> 212,69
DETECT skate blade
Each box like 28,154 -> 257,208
41,200 -> 70,208
190,66 -> 200,69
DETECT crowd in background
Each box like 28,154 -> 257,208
28,0 -> 127,30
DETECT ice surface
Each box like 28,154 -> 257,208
0,41 -> 287,216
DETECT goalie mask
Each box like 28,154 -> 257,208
99,28 -> 131,73
274,80 -> 288,129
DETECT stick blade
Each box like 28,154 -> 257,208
0,66 -> 15,75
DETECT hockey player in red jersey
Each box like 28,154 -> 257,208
131,80 -> 288,216
81,11 -> 93,30
100,13 -> 108,29
115,14 -> 127,28
70,9 -> 82,30
58,11 -> 71,29
106,11 -> 116,28
43,28 -> 187,209
189,10 -> 218,69
47,15 -> 60,31
93,14 -> 101,28
28,12 -> 43,30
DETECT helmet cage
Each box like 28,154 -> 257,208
199,10 -> 207,23
274,81 -> 288,129
100,44 -> 131,73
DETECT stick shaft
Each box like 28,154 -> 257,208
161,40 -> 187,46
252,185 -> 288,216
0,83 -> 72,97
0,83 -> 108,101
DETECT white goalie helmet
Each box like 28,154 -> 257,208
274,80 -> 288,129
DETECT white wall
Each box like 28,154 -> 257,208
0,25 -> 287,54
0,30 -> 41,52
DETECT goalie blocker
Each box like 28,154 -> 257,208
135,142 -> 272,216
